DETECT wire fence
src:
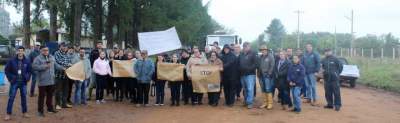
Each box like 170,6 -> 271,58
335,47 -> 400,59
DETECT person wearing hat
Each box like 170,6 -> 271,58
321,48 -> 343,111
29,42 -> 41,97
257,45 -> 275,109
220,44 -> 239,107
4,46 -> 32,120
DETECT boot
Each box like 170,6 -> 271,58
259,93 -> 268,108
267,93 -> 273,110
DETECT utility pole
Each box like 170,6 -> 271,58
294,10 -> 303,49
334,26 -> 337,55
345,10 -> 354,57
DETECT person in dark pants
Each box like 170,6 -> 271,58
29,43 -> 41,97
93,51 -> 112,104
208,51 -> 223,107
169,54 -> 182,106
134,50 -> 155,107
180,50 -> 192,105
88,42 -> 103,100
232,44 -> 243,100
32,46 -> 59,117
66,46 -> 76,104
274,51 -> 292,110
114,50 -> 128,101
321,49 -> 343,111
186,47 -> 208,106
4,46 -> 32,121
127,51 -> 139,104
154,54 -> 167,106
221,44 -> 239,107
54,43 -> 73,110
288,55 -> 306,113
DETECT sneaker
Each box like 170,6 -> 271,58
96,100 -> 101,104
135,104 -> 141,107
324,105 -> 334,109
4,114 -> 11,121
37,112 -> 45,117
334,106 -> 341,111
247,105 -> 253,109
160,104 -> 164,106
101,99 -> 106,103
56,105 -> 62,110
65,104 -> 73,108
48,110 -> 58,114
154,104 -> 160,106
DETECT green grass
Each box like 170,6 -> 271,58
347,57 -> 400,92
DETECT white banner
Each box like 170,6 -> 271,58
138,27 -> 182,55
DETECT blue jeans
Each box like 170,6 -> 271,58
241,75 -> 256,105
155,80 -> 166,104
260,76 -> 274,93
291,86 -> 302,111
30,72 -> 37,95
7,82 -> 28,115
305,74 -> 317,101
74,80 -> 88,105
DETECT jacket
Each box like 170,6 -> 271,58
5,56 -> 32,84
93,58 -> 112,76
186,54 -> 208,78
258,53 -> 275,77
239,50 -> 258,76
274,59 -> 291,88
32,54 -> 62,86
221,49 -> 239,82
321,55 -> 343,82
287,63 -> 306,87
301,51 -> 321,74
134,58 -> 155,83
54,50 -> 72,79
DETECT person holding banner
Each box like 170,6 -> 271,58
71,48 -> 92,105
186,46 -> 208,106
134,50 -> 155,107
127,51 -> 138,104
114,50 -> 128,102
180,50 -> 192,105
54,43 -> 73,110
93,51 -> 112,104
169,54 -> 182,106
207,51 -> 223,107
258,45 -> 275,110
154,54 -> 167,106
221,44 -> 239,107
239,42 -> 258,109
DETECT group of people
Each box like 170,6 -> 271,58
3,41 -> 344,121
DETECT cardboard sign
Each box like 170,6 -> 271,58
112,60 -> 136,78
66,61 -> 85,81
157,63 -> 185,81
191,65 -> 221,93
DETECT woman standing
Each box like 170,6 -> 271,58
154,55 -> 167,106
220,44 -> 238,107
134,50 -> 155,107
207,51 -> 223,107
93,51 -> 112,104
114,50 -> 127,101
180,50 -> 192,105
186,46 -> 208,105
169,54 -> 182,106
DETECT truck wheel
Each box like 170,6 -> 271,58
350,79 -> 356,88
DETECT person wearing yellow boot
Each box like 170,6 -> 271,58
257,45 -> 275,109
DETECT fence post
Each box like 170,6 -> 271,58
381,48 -> 384,59
340,48 -> 343,57
371,48 -> 374,58
354,48 -> 357,57
348,48 -> 351,57
361,48 -> 364,57
393,48 -> 396,59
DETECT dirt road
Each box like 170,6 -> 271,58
1,83 -> 400,123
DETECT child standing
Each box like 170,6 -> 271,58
287,55 -> 306,113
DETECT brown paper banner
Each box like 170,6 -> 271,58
112,60 -> 136,78
157,63 -> 185,81
191,65 -> 221,93
66,61 -> 85,81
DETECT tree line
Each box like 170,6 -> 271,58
4,0 -> 222,48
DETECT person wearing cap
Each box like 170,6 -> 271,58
321,48 -> 343,111
134,50 -> 155,107
4,46 -> 32,121
301,43 -> 321,106
29,43 -> 41,97
257,45 -> 275,110
32,46 -> 61,117
239,42 -> 258,109
186,46 -> 208,106
221,44 -> 239,107
54,42 -> 73,109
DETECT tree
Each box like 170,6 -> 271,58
0,34 -> 8,45
73,0 -> 83,45
265,18 -> 286,49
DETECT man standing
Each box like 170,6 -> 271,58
54,43 -> 73,109
233,44 -> 242,100
301,44 -> 321,106
4,46 -> 32,121
321,49 -> 343,111
29,43 -> 41,97
239,42 -> 258,109
72,48 -> 92,105
286,48 -> 294,61
258,45 -> 275,110
221,44 -> 238,107
32,46 -> 59,117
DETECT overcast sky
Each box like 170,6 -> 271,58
3,0 -> 400,41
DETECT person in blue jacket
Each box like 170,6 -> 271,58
4,46 -> 32,121
287,55 -> 306,113
134,50 -> 155,107
301,43 -> 321,106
